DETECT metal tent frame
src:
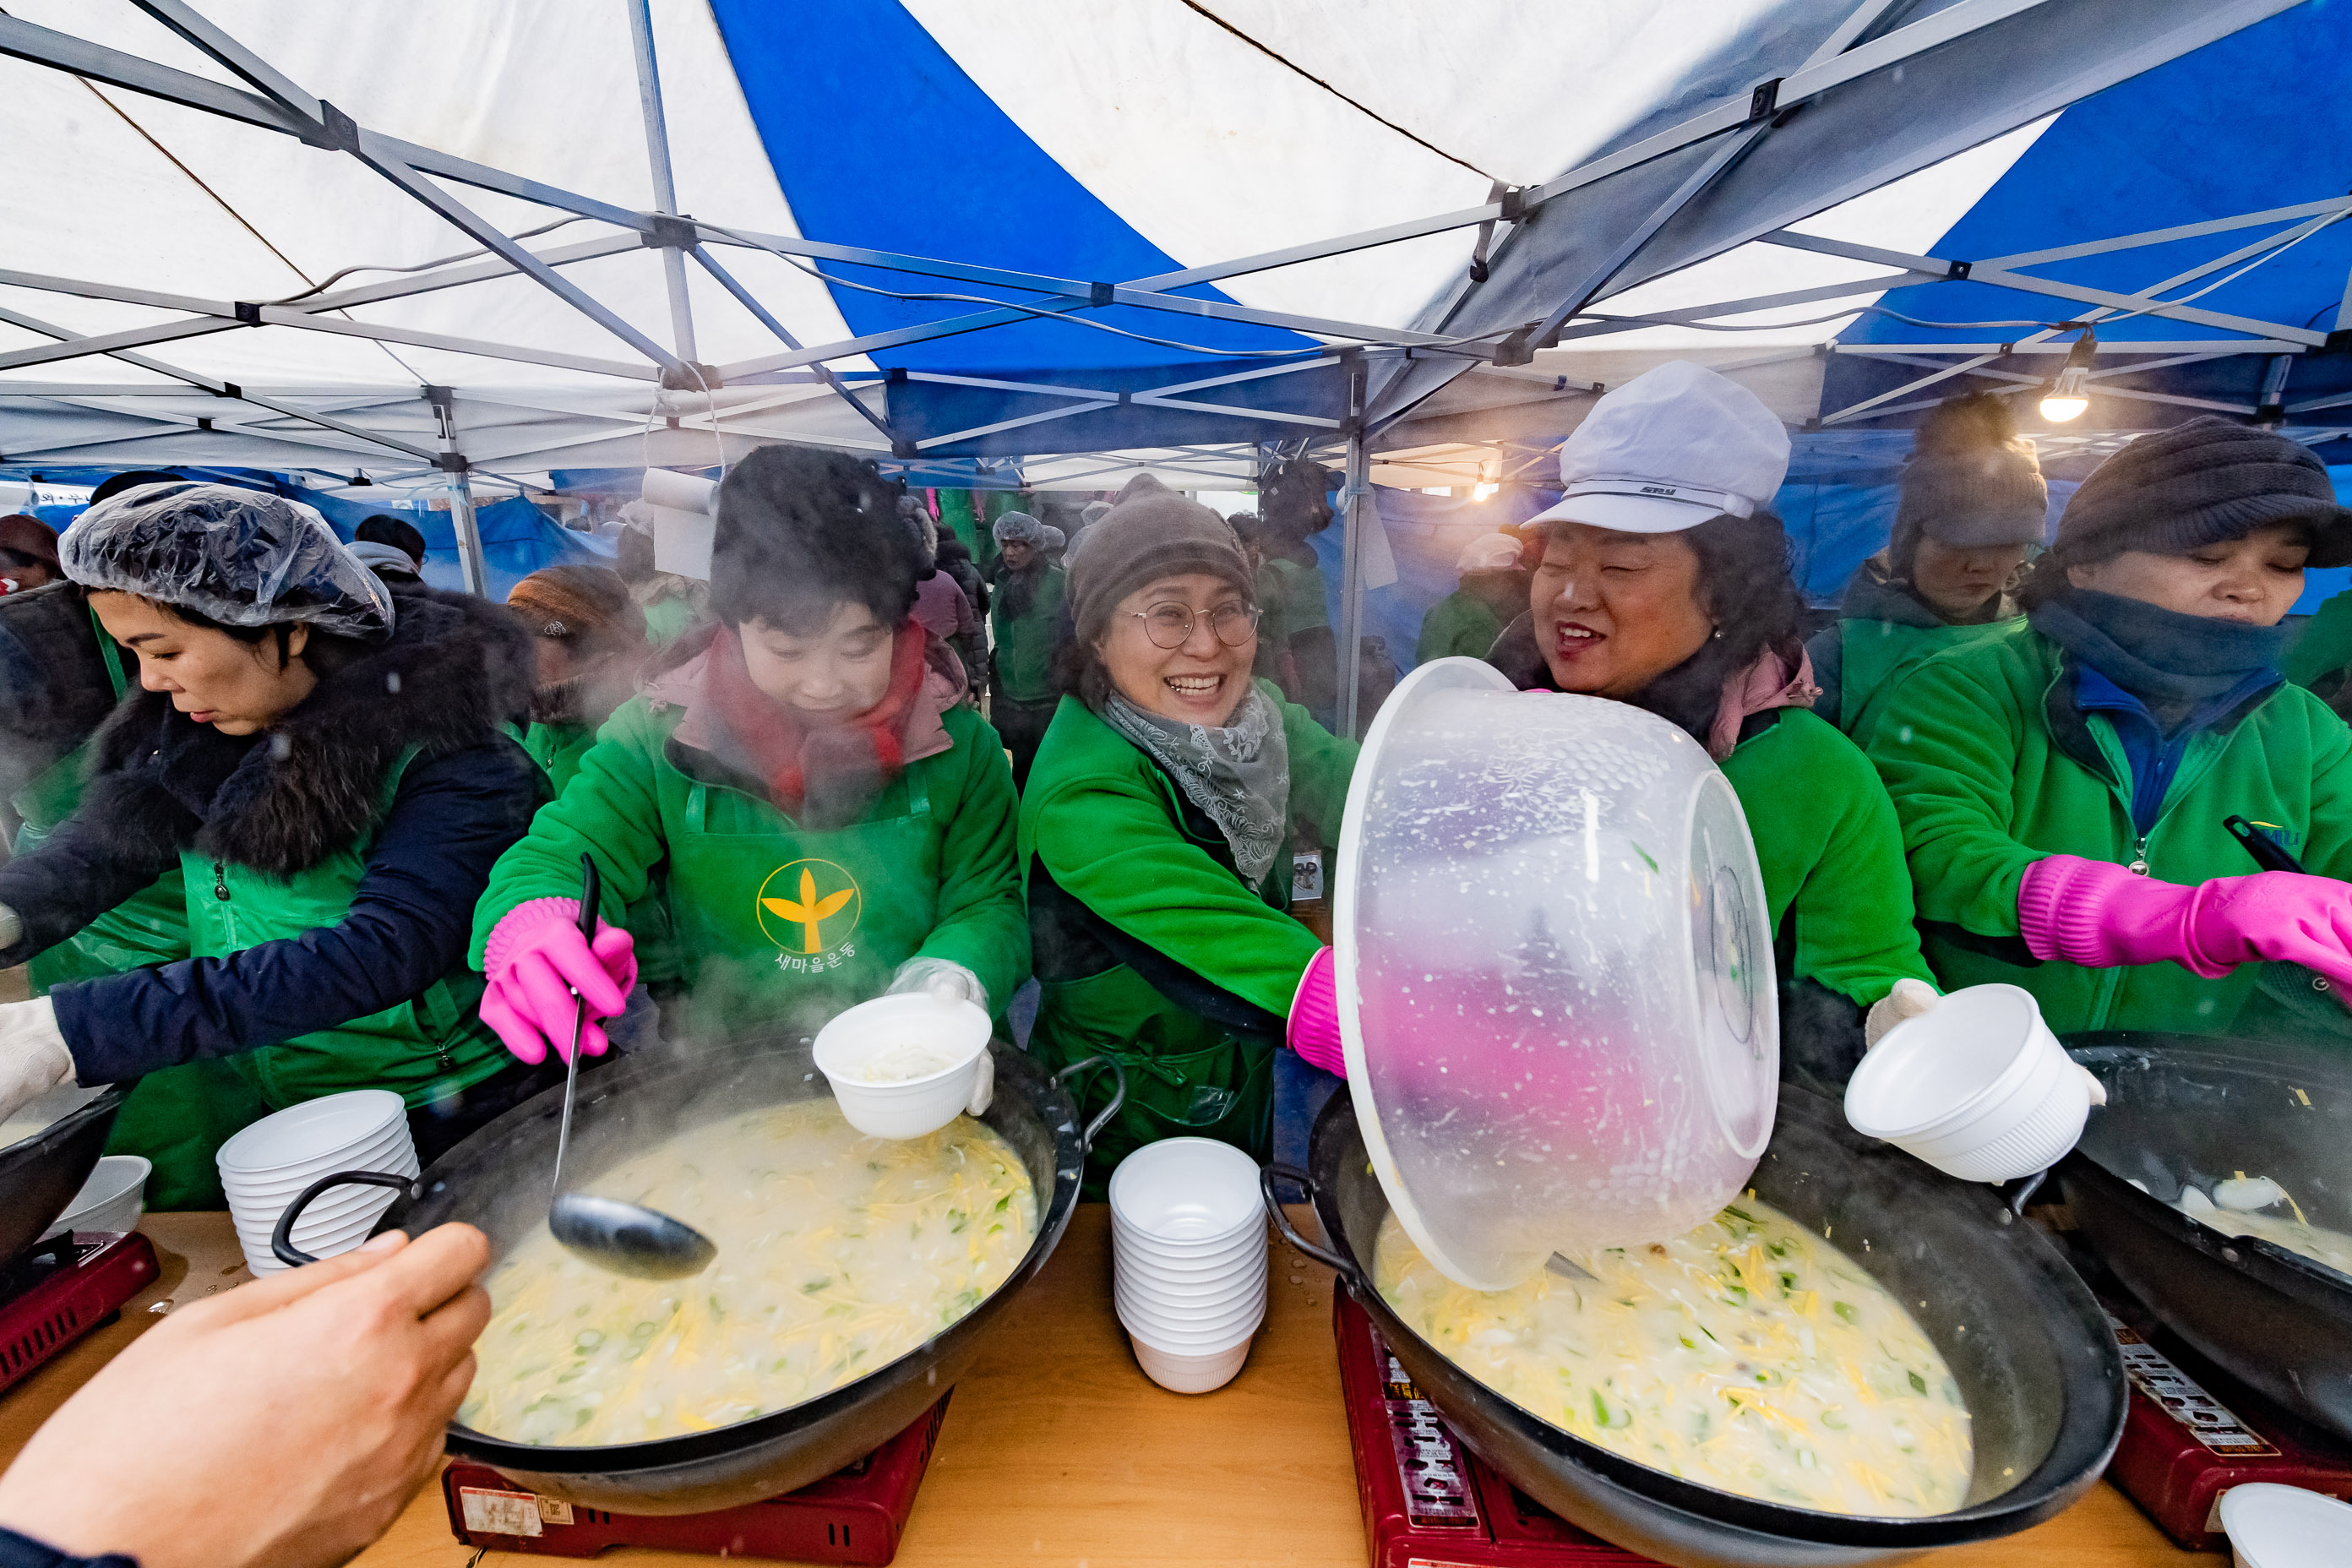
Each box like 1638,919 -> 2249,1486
0,0 -> 2328,725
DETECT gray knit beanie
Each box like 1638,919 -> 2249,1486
1894,394 -> 2047,555
1067,474 -> 1252,645
2053,416 -> 2352,569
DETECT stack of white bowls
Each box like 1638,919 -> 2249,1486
1108,1137 -> 1268,1393
216,1090 -> 418,1276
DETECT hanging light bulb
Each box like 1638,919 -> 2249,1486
2039,329 -> 2098,422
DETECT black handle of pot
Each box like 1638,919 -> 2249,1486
1261,1162 -> 1364,1287
1050,1055 -> 1127,1153
271,1170 -> 415,1269
2001,1167 -> 2050,1218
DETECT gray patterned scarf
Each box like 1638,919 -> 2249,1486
1101,687 -> 1290,885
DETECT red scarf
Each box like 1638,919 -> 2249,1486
704,620 -> 930,814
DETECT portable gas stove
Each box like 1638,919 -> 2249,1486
0,1232 -> 156,1399
444,1395 -> 948,1564
2102,1306 -> 2352,1551
1335,1293 -> 1658,1567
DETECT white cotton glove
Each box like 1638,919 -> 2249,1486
0,996 -> 75,1124
1864,978 -> 1941,1050
885,957 -> 988,1013
881,959 -> 993,1116
1862,978 -> 2106,1107
0,901 -> 22,950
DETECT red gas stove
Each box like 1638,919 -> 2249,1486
1335,1293 -> 1659,1568
2102,1307 -> 2352,1551
444,1395 -> 948,1564
0,1232 -> 157,1399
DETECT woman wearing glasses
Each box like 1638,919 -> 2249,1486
1020,476 -> 1355,1189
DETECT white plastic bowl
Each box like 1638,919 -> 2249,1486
1112,1228 -> 1265,1275
1119,1298 -> 1266,1350
1131,1334 -> 1251,1394
1108,1138 -> 1262,1242
1845,983 -> 2091,1183
215,1090 -> 406,1173
2220,1482 -> 2352,1567
217,1132 -> 417,1196
1115,1259 -> 1266,1304
1115,1267 -> 1266,1315
1115,1293 -> 1266,1346
812,994 -> 993,1140
41,1155 -> 150,1239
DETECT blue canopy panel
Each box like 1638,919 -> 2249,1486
882,357 -> 1353,457
708,0 -> 1310,377
1824,2 -> 2352,426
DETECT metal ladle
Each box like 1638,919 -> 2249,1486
546,852 -> 716,1281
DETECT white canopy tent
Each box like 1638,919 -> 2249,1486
0,0 -> 2324,724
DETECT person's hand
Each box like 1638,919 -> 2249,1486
1863,977 -> 1940,1049
1287,946 -> 1345,1078
0,1223 -> 491,1568
2188,873 -> 2352,997
479,897 -> 637,1064
0,996 -> 74,1124
884,956 -> 988,1011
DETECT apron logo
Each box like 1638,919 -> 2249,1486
755,860 -> 862,956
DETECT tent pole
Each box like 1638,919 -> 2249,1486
447,472 -> 487,596
427,385 -> 488,595
626,0 -> 697,366
1336,361 -> 1369,740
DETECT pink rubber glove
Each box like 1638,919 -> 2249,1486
479,897 -> 638,1065
2019,856 -> 2352,993
1287,946 -> 1347,1078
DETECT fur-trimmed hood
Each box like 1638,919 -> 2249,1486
84,585 -> 535,876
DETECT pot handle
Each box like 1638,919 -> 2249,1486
271,1170 -> 415,1269
1051,1055 -> 1128,1154
1260,1162 -> 1364,1288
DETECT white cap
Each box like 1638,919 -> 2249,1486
1529,360 -> 1791,535
1453,533 -> 1523,574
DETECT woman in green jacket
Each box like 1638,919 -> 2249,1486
987,510 -> 1064,790
1869,418 -> 2352,1043
1805,394 -> 2045,745
1489,362 -> 1940,1088
1022,478 -> 1355,1186
505,564 -> 650,796
472,446 -> 1029,1059
0,483 -> 544,1206
1415,533 -> 1527,665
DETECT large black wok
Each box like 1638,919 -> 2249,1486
2060,1033 -> 2352,1441
1269,1084 -> 2124,1568
0,1086 -> 126,1267
276,1037 -> 1117,1515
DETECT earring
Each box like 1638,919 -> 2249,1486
1711,626 -> 1723,640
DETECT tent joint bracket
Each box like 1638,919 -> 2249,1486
309,99 -> 360,152
657,362 -> 723,391
1746,78 -> 1783,122
645,214 -> 697,250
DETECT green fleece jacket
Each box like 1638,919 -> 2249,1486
1416,589 -> 1506,666
1020,684 -> 1354,1026
471,697 -> 1029,1013
1805,564 -> 2021,747
1716,707 -> 1937,1008
1867,621 -> 2352,1035
2284,587 -> 2352,700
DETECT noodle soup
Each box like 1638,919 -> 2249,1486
466,1100 -> 1036,1446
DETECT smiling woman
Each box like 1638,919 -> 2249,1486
1019,476 -> 1358,1189
1489,362 -> 1938,1090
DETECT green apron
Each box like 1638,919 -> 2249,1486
13,614 -> 189,993
109,751 -> 507,1210
657,765 -> 946,1040
1030,965 -> 1277,1199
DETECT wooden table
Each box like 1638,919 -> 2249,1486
0,1209 -> 2198,1567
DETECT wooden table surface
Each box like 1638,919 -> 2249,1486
0,1208 -> 2198,1567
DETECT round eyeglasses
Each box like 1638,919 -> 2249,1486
1128,601 -> 1261,650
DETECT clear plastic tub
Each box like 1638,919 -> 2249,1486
1336,658 -> 1778,1290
